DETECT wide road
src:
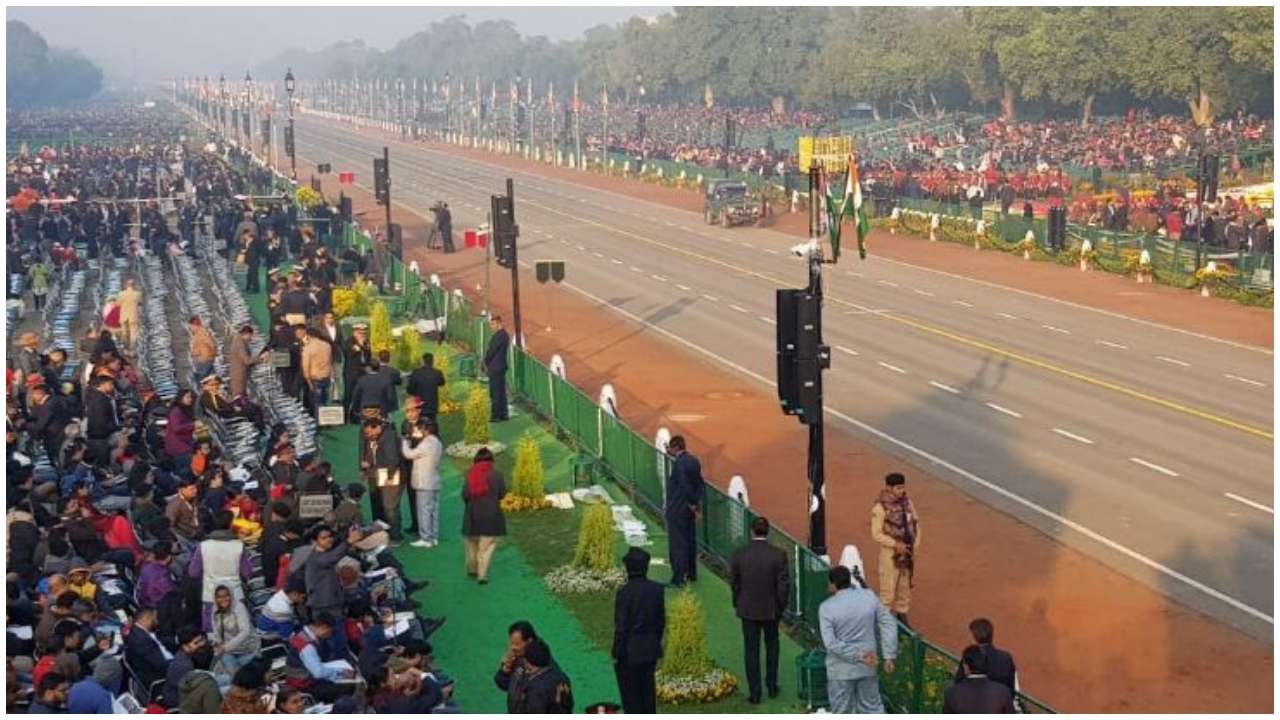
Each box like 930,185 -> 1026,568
297,114 -> 1274,639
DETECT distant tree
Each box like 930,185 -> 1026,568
1119,6 -> 1273,126
6,21 -> 102,107
7,21 -> 50,106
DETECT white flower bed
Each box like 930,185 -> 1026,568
445,440 -> 506,458
655,667 -> 738,704
543,565 -> 627,595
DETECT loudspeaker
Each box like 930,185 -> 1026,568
1200,153 -> 1220,204
339,195 -> 352,223
795,292 -> 822,423
373,157 -> 389,205
776,289 -> 802,416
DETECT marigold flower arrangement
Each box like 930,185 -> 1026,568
655,591 -> 737,704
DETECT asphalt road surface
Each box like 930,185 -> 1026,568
296,114 -> 1274,640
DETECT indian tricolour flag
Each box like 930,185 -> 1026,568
842,154 -> 870,260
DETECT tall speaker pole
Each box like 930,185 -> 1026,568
806,161 -> 827,557
507,177 -> 524,348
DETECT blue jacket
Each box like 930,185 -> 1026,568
67,678 -> 114,714
818,588 -> 898,681
484,328 -> 510,375
664,451 -> 705,514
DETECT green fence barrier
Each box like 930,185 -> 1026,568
893,197 -> 1273,290
331,218 -> 1056,713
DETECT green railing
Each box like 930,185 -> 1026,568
891,196 -> 1273,290
363,267 -> 1058,714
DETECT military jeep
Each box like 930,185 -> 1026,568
703,180 -> 759,228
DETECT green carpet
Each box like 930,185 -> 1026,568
244,275 -> 808,713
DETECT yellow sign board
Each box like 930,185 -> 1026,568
798,136 -> 852,172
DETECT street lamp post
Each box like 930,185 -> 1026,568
241,72 -> 252,149
285,68 -> 297,180
218,74 -> 227,138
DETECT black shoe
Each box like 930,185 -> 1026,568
768,687 -> 780,700
747,696 -> 761,705
405,579 -> 430,592
666,581 -> 685,590
421,616 -> 447,637
478,578 -> 489,585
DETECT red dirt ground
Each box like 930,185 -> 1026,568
293,133 -> 1273,713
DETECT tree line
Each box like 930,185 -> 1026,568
255,7 -> 1273,126
7,21 -> 104,108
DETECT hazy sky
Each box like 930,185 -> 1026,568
8,6 -> 665,86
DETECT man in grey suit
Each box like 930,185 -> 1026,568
819,565 -> 898,713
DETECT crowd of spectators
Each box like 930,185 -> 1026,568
4,105 -> 489,714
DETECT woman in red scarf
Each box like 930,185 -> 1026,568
461,447 -> 508,585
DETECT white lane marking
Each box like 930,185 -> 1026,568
679,225 -> 692,232
759,316 -> 776,325
1041,324 -> 1070,334
701,294 -> 719,302
952,300 -> 973,308
611,259 -> 623,265
996,312 -> 1020,320
985,402 -> 1023,419
559,239 -> 570,245
740,242 -> 755,249
763,248 -> 778,255
630,266 -> 644,273
1224,492 -> 1274,515
576,244 -> 586,251
848,272 -> 864,278
676,284 -> 691,292
914,288 -> 935,297
729,304 -> 749,314
836,346 -> 859,356
1156,355 -> 1191,367
1097,339 -> 1128,350
877,280 -> 899,287
519,263 -> 1274,625
929,380 -> 960,394
545,234 -> 556,240
651,274 -> 668,283
592,251 -> 604,258
316,132 -> 1275,622
877,361 -> 906,374
865,251 -> 1272,356
1224,373 -> 1266,387
1129,457 -> 1180,477
1052,427 -> 1094,444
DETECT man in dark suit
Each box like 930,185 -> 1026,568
663,435 -> 704,587
612,548 -> 665,714
83,374 -> 120,465
483,316 -> 510,422
406,352 -> 446,422
123,607 -> 171,700
954,618 -> 1018,694
730,516 -> 789,704
342,324 -> 372,421
943,645 -> 1016,714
